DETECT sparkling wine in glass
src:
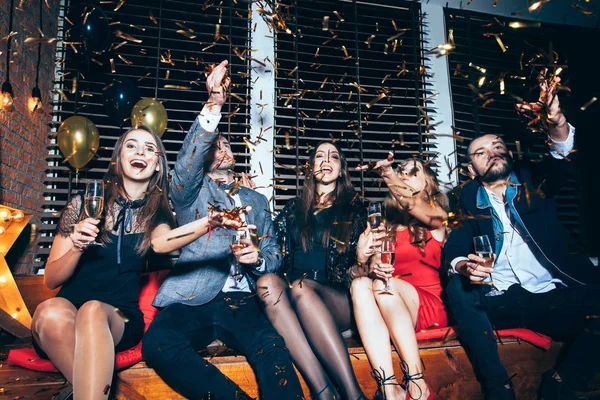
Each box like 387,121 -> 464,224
242,228 -> 259,251
473,235 -> 503,296
367,202 -> 382,231
84,180 -> 104,246
379,236 -> 396,295
231,234 -> 245,280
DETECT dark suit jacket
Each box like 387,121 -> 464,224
443,154 -> 598,287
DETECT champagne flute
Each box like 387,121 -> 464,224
473,235 -> 503,296
378,235 -> 396,295
84,180 -> 104,246
242,228 -> 259,251
231,234 -> 245,280
367,202 -> 382,232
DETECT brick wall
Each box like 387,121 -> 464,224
0,1 -> 60,275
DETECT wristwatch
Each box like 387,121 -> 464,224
253,251 -> 265,266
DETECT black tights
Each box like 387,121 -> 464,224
257,273 -> 365,400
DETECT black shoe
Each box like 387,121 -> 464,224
538,370 -> 577,400
484,385 -> 516,400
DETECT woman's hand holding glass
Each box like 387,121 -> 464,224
70,218 -> 100,251
355,222 -> 387,277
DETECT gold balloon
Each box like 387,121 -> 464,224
130,98 -> 168,137
57,116 -> 100,169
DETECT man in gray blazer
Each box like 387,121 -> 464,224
142,61 -> 303,400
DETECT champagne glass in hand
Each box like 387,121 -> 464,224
473,235 -> 502,296
84,180 -> 104,246
231,234 -> 245,280
367,202 -> 382,232
378,235 -> 396,295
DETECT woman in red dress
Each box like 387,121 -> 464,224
352,156 -> 449,400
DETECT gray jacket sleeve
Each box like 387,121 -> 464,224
170,113 -> 220,208
251,193 -> 282,276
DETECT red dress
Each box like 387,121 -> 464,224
392,228 -> 448,332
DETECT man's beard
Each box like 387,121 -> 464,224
479,154 -> 513,183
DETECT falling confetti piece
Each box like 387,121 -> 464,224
580,97 -> 597,111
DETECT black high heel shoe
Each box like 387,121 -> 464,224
371,367 -> 403,400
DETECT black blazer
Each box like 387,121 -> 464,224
443,154 -> 598,286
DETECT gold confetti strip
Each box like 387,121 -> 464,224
580,97 -> 597,111
322,16 -> 329,31
114,0 -> 125,11
509,21 -> 541,28
165,70 -> 170,80
500,77 -> 505,95
494,35 -> 507,52
202,42 -> 217,51
110,58 -> 116,73
366,93 -> 386,108
468,62 -> 487,73
24,37 -> 57,44
113,41 -> 127,50
448,29 -> 455,45
166,231 -> 196,241
118,54 -> 133,65
314,47 -> 320,57
116,30 -> 142,43
177,30 -> 197,39
384,44 -> 389,55
114,308 -> 129,322
149,11 -> 158,24
214,24 -> 220,40
164,84 -> 192,90
365,34 -> 375,48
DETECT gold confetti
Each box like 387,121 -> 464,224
149,11 -> 158,24
469,62 -> 487,73
499,77 -> 505,94
322,16 -> 329,31
177,30 -> 197,39
24,37 -> 57,44
118,54 -> 133,65
114,0 -> 125,11
478,76 -> 486,87
494,35 -> 507,52
115,30 -> 142,43
110,58 -> 116,73
71,76 -> 77,94
114,308 -> 129,322
367,93 -> 386,108
580,97 -> 597,111
164,85 -> 191,90
334,11 -> 344,21
509,21 -> 541,28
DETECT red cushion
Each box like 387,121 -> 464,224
7,270 -> 169,372
415,327 -> 552,350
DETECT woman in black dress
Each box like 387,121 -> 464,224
257,141 -> 370,400
31,126 -> 176,400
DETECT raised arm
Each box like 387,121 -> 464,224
357,155 -> 448,229
170,60 -> 230,207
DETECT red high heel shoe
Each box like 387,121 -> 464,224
400,361 -> 435,400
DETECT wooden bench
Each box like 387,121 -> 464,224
2,276 -> 599,400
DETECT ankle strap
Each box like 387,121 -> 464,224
371,367 -> 400,388
400,360 -> 425,400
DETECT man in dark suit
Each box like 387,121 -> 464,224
142,61 -> 303,400
443,75 -> 600,400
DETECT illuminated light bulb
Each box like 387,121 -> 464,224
1,81 -> 14,111
0,275 -> 6,287
11,210 -> 24,222
0,208 -> 10,221
28,87 -> 42,113
11,313 -> 18,319
0,226 -> 5,236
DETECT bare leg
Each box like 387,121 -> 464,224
374,278 -> 430,399
72,300 -> 126,400
351,277 -> 404,400
291,279 -> 366,400
256,274 -> 339,399
31,298 -> 78,382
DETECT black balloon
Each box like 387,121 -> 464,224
68,3 -> 111,57
102,78 -> 141,125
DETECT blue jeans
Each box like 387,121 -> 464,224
446,274 -> 600,392
142,291 -> 303,400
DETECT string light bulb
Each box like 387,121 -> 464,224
1,81 -> 14,111
28,87 -> 42,113
11,210 -> 24,222
0,208 -> 11,222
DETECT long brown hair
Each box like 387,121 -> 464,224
384,159 -> 448,255
102,125 -> 175,254
295,141 -> 356,253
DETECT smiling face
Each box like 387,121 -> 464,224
312,142 -> 342,185
467,134 -> 513,183
208,136 -> 235,172
398,160 -> 427,193
120,129 -> 161,182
